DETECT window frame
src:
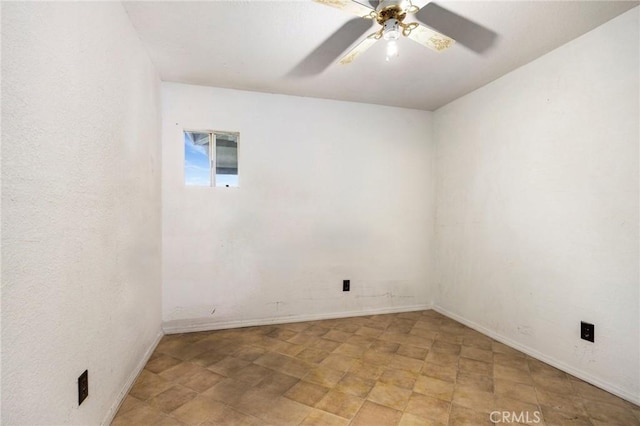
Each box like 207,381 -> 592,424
183,128 -> 239,188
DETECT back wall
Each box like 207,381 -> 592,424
161,83 -> 435,332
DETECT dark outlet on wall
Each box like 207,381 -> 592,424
343,280 -> 350,292
581,321 -> 595,342
78,370 -> 89,405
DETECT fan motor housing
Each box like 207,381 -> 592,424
376,5 -> 406,25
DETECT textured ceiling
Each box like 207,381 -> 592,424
123,1 -> 638,111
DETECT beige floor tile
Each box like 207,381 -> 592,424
413,375 -> 454,401
352,401 -> 403,426
463,335 -> 493,351
300,408 -> 350,425
112,403 -> 181,426
356,326 -> 385,338
323,329 -> 353,343
396,344 -> 428,360
116,395 -> 144,415
493,352 -> 529,370
422,361 -> 458,383
399,412 -> 436,426
409,327 -> 437,341
229,363 -> 273,384
370,340 -> 401,354
233,345 -> 267,362
571,378 -> 632,408
425,351 -> 459,367
532,373 -> 574,395
349,360 -> 386,381
232,387 -> 279,417
207,355 -> 251,376
379,368 -> 418,390
254,370 -> 299,395
494,395 -> 541,420
285,380 -> 330,407
368,382 -> 413,411
112,311 -> 640,426
452,388 -> 496,414
333,342 -> 366,358
431,340 -> 461,355
316,390 -> 364,419
448,403 -> 493,426
584,400 -> 640,425
145,353 -> 182,374
200,377 -> 253,405
459,358 -> 492,377
170,395 -> 227,425
304,366 -> 345,387
147,384 -> 197,413
296,347 -> 331,364
492,341 -> 526,357
304,325 -> 330,336
334,372 -> 376,398
404,392 -> 450,425
129,370 -> 173,401
320,353 -> 357,372
279,357 -> 312,378
188,349 -> 227,367
494,364 -> 534,385
261,396 -> 313,424
494,378 -> 538,405
460,346 -> 493,363
456,372 -> 493,393
536,388 -> 586,416
388,355 -> 424,374
309,338 -> 341,352
287,332 -> 317,346
199,408 -> 263,426
347,334 -> 376,348
540,405 -> 591,426
267,327 -> 298,341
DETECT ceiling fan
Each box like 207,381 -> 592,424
315,0 -> 454,63
289,0 -> 496,76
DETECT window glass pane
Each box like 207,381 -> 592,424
215,133 -> 238,187
184,131 -> 211,186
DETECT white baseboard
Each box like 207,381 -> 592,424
101,329 -> 164,426
162,303 -> 434,334
432,305 -> 640,406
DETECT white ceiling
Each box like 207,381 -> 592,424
123,1 -> 638,111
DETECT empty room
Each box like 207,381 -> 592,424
1,0 -> 638,425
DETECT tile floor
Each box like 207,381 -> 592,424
112,310 -> 640,425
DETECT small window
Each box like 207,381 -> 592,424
184,130 -> 239,187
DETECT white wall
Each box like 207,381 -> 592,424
162,83 -> 435,331
2,2 -> 162,424
433,8 -> 639,403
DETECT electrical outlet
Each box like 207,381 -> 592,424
343,280 -> 350,292
78,370 -> 88,405
581,321 -> 594,342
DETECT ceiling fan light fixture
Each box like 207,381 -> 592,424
385,39 -> 399,61
382,18 -> 401,40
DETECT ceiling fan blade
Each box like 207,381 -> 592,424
313,0 -> 376,18
368,0 -> 379,9
287,18 -> 373,77
407,24 -> 455,52
339,32 -> 380,65
415,3 -> 497,53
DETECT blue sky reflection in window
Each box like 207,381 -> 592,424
184,131 -> 211,186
